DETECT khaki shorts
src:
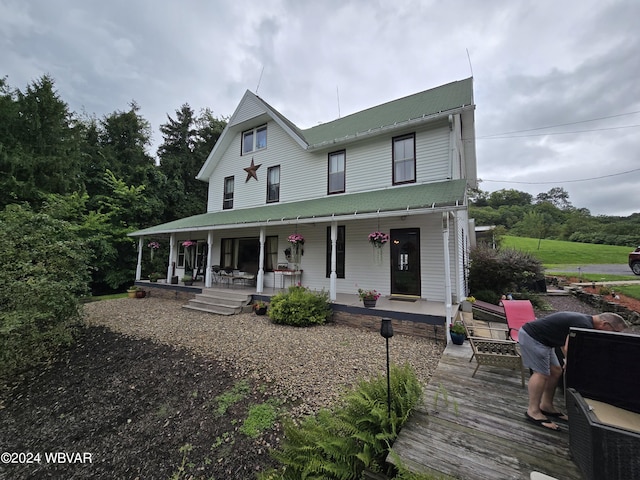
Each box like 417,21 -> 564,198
518,328 -> 560,376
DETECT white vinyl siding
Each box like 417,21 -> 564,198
207,120 -> 450,213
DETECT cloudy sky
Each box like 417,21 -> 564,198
1,0 -> 638,216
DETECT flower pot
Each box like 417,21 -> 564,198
135,290 -> 146,298
183,281 -> 193,286
254,307 -> 267,316
461,300 -> 473,313
363,298 -> 377,308
450,331 -> 465,345
127,290 -> 136,298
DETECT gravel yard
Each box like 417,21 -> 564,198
84,297 -> 445,416
1,292 -> 624,480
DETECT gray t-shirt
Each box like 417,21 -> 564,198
521,311 -> 593,347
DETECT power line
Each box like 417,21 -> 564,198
482,167 -> 640,185
479,110 -> 640,138
478,123 -> 640,139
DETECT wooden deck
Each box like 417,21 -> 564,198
390,341 -> 582,480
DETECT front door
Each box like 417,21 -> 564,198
390,228 -> 421,297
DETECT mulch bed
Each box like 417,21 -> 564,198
0,326 -> 279,480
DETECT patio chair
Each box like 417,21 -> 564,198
467,335 -> 526,387
461,314 -> 509,362
502,299 -> 536,342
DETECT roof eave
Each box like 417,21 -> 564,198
128,203 -> 466,237
306,105 -> 475,151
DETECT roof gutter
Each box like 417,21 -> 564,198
127,203 -> 466,237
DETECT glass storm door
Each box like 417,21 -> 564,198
390,228 -> 421,297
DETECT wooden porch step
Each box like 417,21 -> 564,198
182,289 -> 252,316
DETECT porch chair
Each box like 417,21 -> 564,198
461,314 -> 509,362
460,313 -> 525,387
502,299 -> 536,342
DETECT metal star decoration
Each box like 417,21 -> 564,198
243,157 -> 261,182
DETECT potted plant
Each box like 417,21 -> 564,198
127,285 -> 138,298
182,274 -> 193,286
135,288 -> 146,299
253,300 -> 268,316
358,288 -> 381,308
449,322 -> 466,345
149,272 -> 163,283
461,295 -> 476,313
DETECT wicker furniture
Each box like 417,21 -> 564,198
462,315 -> 525,387
565,327 -> 640,480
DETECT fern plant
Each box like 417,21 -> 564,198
259,363 -> 423,480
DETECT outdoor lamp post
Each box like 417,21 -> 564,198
380,317 -> 394,418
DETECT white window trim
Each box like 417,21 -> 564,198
242,125 -> 267,155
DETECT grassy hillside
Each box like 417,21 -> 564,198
502,236 -> 631,265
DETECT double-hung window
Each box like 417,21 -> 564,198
392,133 -> 416,184
223,176 -> 234,209
328,150 -> 345,194
242,125 -> 267,154
267,165 -> 280,203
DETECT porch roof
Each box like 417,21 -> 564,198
129,179 -> 466,237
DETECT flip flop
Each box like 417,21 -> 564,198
541,410 -> 569,422
525,412 -> 561,431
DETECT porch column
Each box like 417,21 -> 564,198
442,212 -> 453,342
135,237 -> 144,280
167,234 -> 176,283
205,231 -> 213,288
257,227 -> 265,293
329,221 -> 337,301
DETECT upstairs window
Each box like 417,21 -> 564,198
328,150 -> 345,194
223,176 -> 234,209
267,165 -> 280,203
392,133 -> 416,184
242,125 -> 267,154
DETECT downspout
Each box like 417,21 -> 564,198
442,212 -> 453,342
329,221 -> 337,301
205,231 -> 213,288
257,227 -> 265,293
136,237 -> 144,281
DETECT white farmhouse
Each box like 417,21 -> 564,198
129,77 -> 477,335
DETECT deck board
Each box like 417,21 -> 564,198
390,342 -> 582,479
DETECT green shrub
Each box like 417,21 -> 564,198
0,204 -> 90,384
259,363 -> 423,480
471,289 -> 501,305
268,285 -> 331,327
469,245 -> 544,298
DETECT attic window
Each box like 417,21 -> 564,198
242,125 -> 267,154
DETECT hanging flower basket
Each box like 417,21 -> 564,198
368,231 -> 389,264
182,240 -> 197,273
368,231 -> 389,248
287,234 -> 305,246
148,241 -> 160,261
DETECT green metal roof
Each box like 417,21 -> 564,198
129,179 -> 467,237
301,78 -> 473,147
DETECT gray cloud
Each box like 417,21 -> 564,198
1,0 -> 638,215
